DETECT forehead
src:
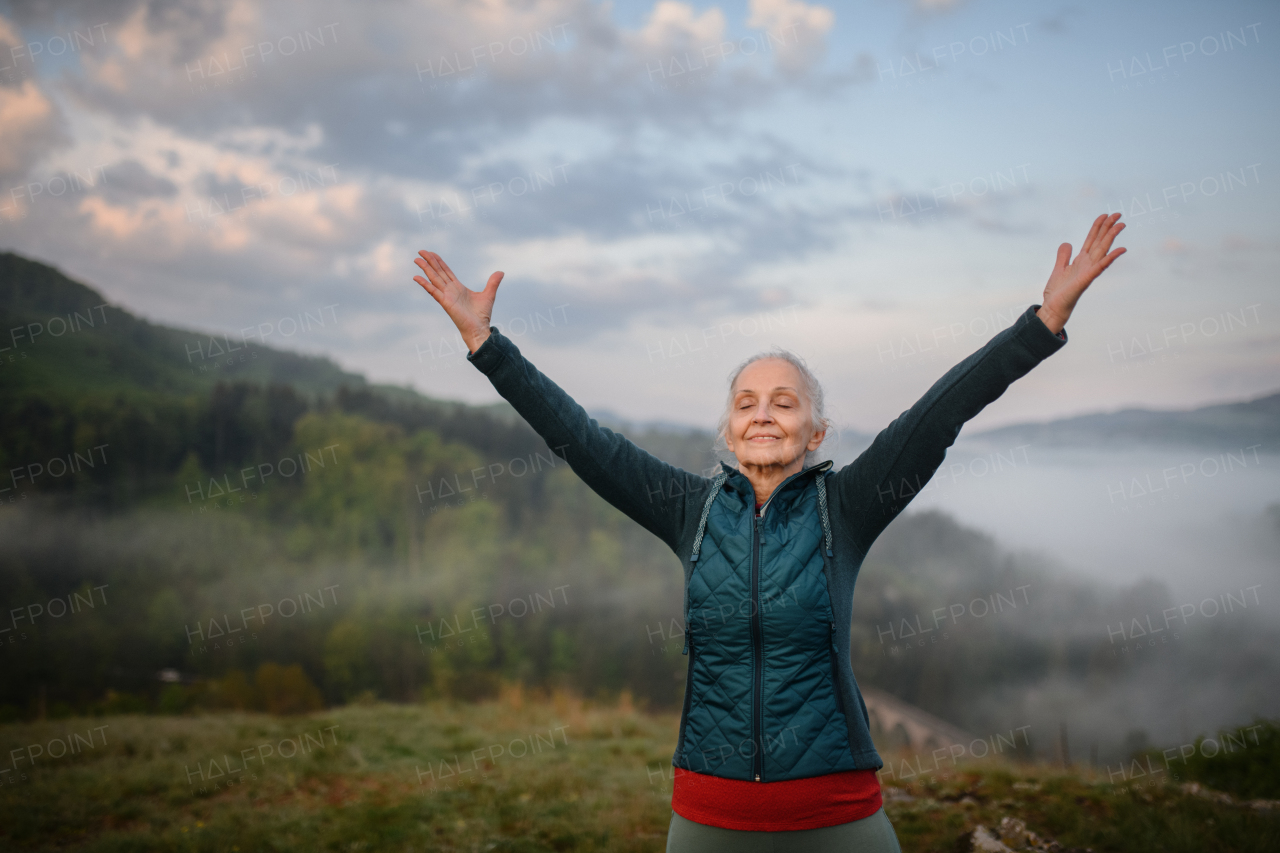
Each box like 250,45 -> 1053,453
732,358 -> 803,393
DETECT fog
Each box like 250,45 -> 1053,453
841,438 -> 1280,608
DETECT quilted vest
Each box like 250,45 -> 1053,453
674,458 -> 858,782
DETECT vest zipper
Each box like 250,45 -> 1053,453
828,620 -> 844,714
733,460 -> 832,784
751,511 -> 763,782
678,631 -> 695,764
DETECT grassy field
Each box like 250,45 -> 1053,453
1,686 -> 1276,852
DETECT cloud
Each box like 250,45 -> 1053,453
0,16 -> 68,181
99,158 -> 178,202
0,80 -> 66,179
0,0 -> 1066,383
0,0 -> 856,334
637,0 -> 727,48
46,0 -> 841,184
745,0 -> 836,77
0,1 -> 856,319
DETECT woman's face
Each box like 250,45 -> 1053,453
724,358 -> 825,473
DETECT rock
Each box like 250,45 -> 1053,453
971,825 -> 1015,852
963,818 -> 1094,853
1180,781 -> 1280,811
998,816 -> 1055,851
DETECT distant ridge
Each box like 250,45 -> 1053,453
969,390 -> 1280,450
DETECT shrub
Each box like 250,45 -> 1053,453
254,663 -> 325,715
1178,717 -> 1280,799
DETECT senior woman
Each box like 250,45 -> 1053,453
412,212 -> 1126,852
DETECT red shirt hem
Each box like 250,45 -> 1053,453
671,766 -> 883,831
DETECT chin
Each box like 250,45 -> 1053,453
739,448 -> 800,467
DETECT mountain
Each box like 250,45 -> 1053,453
0,252 -> 370,400
0,252 -> 574,502
968,390 -> 1280,450
0,253 -> 711,462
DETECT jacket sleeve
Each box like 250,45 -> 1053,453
833,304 -> 1067,555
466,326 -> 708,553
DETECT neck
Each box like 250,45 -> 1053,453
740,455 -> 806,505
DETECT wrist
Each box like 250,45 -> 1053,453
465,326 -> 492,354
1035,305 -> 1066,336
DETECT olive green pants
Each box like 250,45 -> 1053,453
665,807 -> 902,853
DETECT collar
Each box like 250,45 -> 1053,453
720,458 -> 833,510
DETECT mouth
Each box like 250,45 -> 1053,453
747,435 -> 782,443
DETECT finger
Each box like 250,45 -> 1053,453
413,260 -> 440,296
1092,213 -> 1120,250
1087,214 -> 1123,259
482,270 -> 504,298
422,251 -> 452,283
413,274 -> 446,305
1079,214 -> 1107,254
420,250 -> 462,287
1083,212 -> 1120,254
416,251 -> 449,285
415,254 -> 455,292
414,275 -> 445,308
414,254 -> 437,280
1095,220 -> 1125,258
1055,243 -> 1071,273
1098,246 -> 1126,272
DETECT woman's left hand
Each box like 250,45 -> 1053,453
1036,212 -> 1127,334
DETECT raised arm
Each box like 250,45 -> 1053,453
833,304 -> 1065,554
413,251 -> 707,552
834,212 -> 1126,554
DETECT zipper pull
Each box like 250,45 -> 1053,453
755,774 -> 760,782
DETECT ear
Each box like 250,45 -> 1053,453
806,420 -> 828,451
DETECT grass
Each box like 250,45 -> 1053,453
1,685 -> 1276,852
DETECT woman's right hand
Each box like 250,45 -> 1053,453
413,250 -> 503,354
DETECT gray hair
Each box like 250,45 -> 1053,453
713,347 -> 832,469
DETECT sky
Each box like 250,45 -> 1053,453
0,0 -> 1277,434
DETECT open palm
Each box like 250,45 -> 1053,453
1037,212 -> 1126,334
413,250 -> 503,353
